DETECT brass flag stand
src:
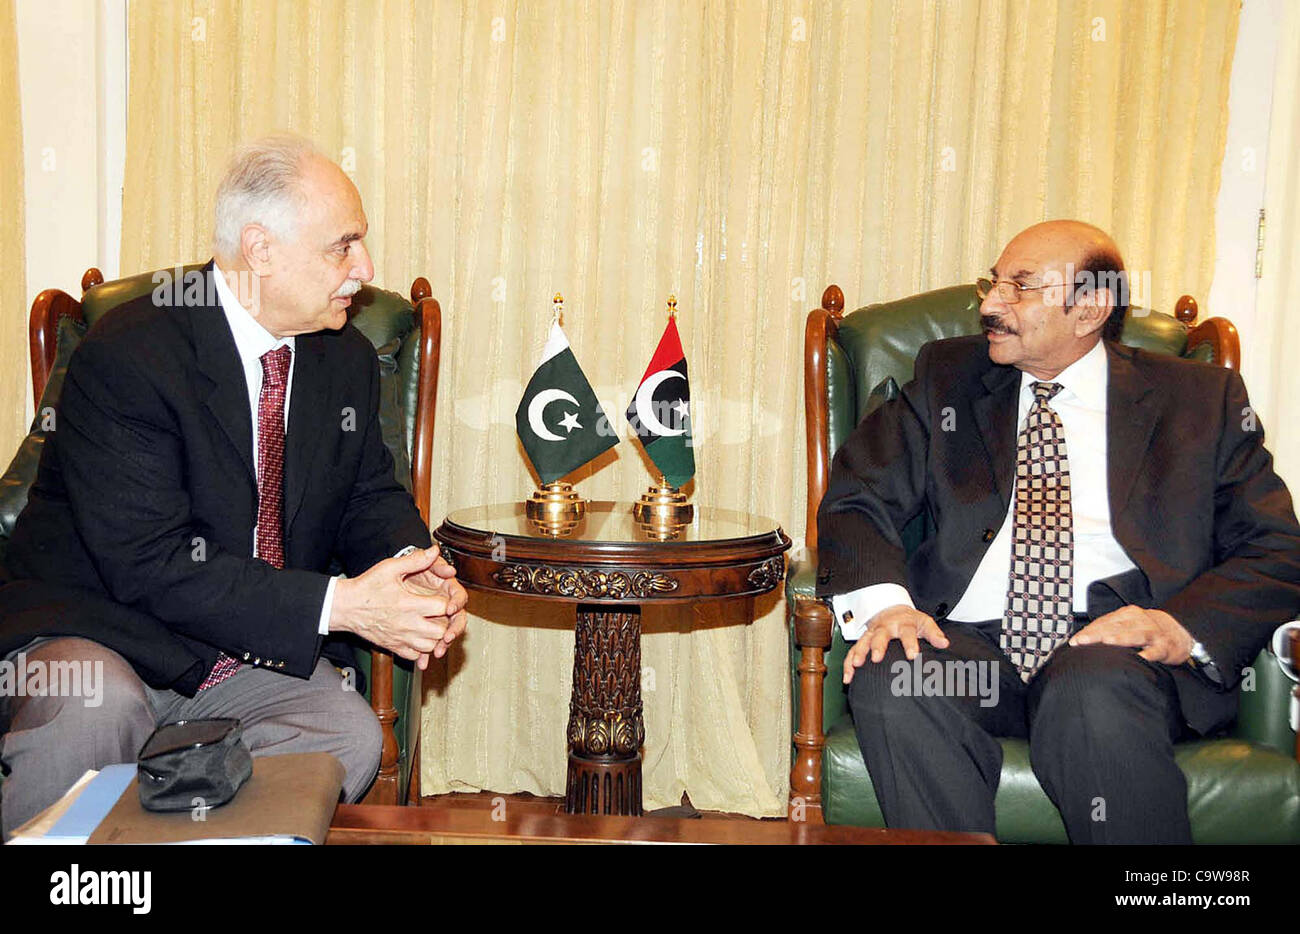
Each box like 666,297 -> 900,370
525,294 -> 588,536
526,481 -> 587,531
633,474 -> 693,525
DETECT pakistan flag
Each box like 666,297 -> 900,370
625,316 -> 695,488
515,322 -> 618,484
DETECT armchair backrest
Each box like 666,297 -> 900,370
3,264 -> 440,543
805,283 -> 1240,551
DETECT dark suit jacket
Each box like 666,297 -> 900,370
0,262 -> 431,697
816,334 -> 1300,734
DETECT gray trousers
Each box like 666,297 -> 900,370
0,637 -> 381,839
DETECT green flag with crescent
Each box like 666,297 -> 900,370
515,321 -> 617,484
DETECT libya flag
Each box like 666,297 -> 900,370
515,321 -> 618,484
625,317 -> 695,488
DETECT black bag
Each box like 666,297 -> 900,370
136,718 -> 253,812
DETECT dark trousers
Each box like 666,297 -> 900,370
847,619 -> 1192,844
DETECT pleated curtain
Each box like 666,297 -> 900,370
120,0 -> 1239,815
1,0 -> 27,458
1248,0 -> 1300,490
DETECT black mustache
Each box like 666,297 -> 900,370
980,314 -> 1017,336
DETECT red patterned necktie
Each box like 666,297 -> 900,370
1000,381 -> 1073,681
198,345 -> 293,691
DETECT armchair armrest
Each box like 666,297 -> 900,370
1231,621 -> 1300,761
788,550 -> 834,822
784,549 -> 820,602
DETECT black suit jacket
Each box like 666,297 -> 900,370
816,335 -> 1300,734
0,263 -> 431,697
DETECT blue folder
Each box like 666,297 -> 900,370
42,764 -> 138,843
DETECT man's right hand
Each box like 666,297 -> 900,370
842,605 -> 950,684
330,547 -> 460,667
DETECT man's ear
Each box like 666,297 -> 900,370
1072,285 -> 1111,338
240,224 -> 274,275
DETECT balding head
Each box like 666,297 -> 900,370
979,220 -> 1128,379
1005,220 -> 1118,263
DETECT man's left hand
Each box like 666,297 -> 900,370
1069,606 -> 1194,665
401,548 -> 470,666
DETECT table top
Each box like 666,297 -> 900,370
328,804 -> 996,845
433,501 -> 791,604
442,501 -> 782,547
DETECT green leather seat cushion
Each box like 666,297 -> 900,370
790,544 -> 1300,842
822,713 -> 1300,844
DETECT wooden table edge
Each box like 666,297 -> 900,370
327,804 -> 996,845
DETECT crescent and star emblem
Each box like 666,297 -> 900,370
527,388 -> 582,441
634,369 -> 688,436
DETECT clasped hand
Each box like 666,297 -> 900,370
329,545 -> 469,670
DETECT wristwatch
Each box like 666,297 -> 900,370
1187,639 -> 1223,685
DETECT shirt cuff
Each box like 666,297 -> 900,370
318,575 -> 340,635
830,583 -> 915,641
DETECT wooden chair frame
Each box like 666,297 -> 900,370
28,267 -> 442,807
790,284 -> 1244,823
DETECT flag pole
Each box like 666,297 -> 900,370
525,291 -> 587,534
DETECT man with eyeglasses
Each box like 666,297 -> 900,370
817,219 -> 1300,843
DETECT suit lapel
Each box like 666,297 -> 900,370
282,332 -> 331,535
190,263 -> 256,485
1105,341 -> 1159,517
972,362 -> 1021,508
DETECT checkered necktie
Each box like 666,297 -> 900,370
1000,381 -> 1073,681
198,345 -> 292,691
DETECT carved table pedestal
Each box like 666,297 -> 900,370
433,502 -> 790,817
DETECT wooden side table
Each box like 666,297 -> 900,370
434,501 -> 790,817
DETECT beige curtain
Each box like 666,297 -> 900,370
1250,0 -> 1300,490
121,0 -> 1239,815
1,0 -> 26,457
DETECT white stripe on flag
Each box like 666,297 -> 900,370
539,321 -> 570,365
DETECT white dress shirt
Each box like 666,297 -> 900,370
212,264 -> 336,635
832,339 -> 1137,640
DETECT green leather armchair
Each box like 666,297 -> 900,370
0,263 -> 441,805
787,283 -> 1300,843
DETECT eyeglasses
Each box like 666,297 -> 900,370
975,277 -> 1058,305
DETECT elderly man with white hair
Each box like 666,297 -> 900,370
0,135 -> 465,836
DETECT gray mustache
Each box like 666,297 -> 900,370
980,314 -> 1016,335
334,279 -> 363,299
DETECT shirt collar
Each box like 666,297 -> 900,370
212,261 -> 294,365
1019,338 -> 1108,410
